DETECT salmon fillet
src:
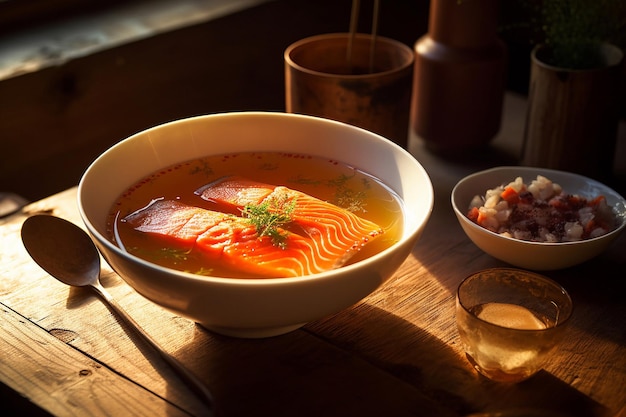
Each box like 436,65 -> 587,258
124,178 -> 384,278
195,176 -> 384,258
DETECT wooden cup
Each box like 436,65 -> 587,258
284,33 -> 414,149
522,44 -> 624,182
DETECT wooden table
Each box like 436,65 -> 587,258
1,93 -> 625,417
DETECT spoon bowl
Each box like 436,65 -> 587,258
21,214 -> 214,414
21,214 -> 100,288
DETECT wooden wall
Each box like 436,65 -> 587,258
0,0 -> 430,201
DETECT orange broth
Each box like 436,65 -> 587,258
107,152 -> 404,278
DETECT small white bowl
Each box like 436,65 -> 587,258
78,112 -> 434,338
451,166 -> 626,270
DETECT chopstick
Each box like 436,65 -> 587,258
347,0 -> 380,74
369,0 -> 380,73
347,0 -> 360,70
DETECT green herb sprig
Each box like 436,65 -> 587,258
503,0 -> 626,69
242,195 -> 296,249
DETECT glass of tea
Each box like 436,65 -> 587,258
456,268 -> 573,383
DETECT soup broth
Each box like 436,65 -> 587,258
107,152 -> 404,278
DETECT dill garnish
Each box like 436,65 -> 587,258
189,160 -> 214,178
335,187 -> 368,213
242,194 -> 296,249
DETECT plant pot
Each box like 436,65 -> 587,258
522,43 -> 624,182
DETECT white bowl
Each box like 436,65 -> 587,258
451,166 -> 626,270
78,112 -> 434,338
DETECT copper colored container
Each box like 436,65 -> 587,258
285,33 -> 415,148
411,0 -> 507,153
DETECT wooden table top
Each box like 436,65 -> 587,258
1,94 -> 625,417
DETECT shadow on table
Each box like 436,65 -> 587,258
545,235 -> 626,347
173,303 -> 609,417
173,310 -> 459,417
309,303 -> 608,417
0,381 -> 54,417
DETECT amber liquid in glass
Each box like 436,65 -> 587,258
457,302 -> 556,383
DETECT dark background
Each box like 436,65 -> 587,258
0,0 -> 614,201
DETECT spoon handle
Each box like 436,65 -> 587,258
91,281 -> 214,412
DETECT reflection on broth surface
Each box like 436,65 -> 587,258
107,152 -> 404,278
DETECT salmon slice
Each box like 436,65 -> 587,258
125,200 -> 320,275
194,176 -> 385,263
125,199 -> 231,246
124,195 -> 383,277
195,177 -> 274,206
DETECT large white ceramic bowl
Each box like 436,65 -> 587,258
78,112 -> 434,338
451,166 -> 626,271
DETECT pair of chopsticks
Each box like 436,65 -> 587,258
347,0 -> 380,73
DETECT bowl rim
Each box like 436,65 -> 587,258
451,165 -> 626,247
456,267 -> 574,331
284,32 -> 415,78
78,111 -> 434,286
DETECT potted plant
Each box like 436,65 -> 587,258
516,0 -> 626,182
527,0 -> 625,68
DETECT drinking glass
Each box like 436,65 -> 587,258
456,268 -> 573,383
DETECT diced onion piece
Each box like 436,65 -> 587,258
469,195 -> 484,209
478,207 -> 499,231
485,194 -> 501,209
508,177 -> 524,193
529,175 -> 557,200
564,222 -> 583,240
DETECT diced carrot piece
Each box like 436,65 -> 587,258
584,219 -> 596,234
467,206 -> 480,222
500,186 -> 519,204
589,195 -> 606,206
476,210 -> 488,225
